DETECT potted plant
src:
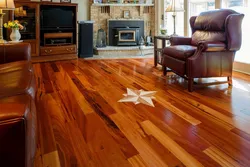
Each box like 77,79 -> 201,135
4,20 -> 24,42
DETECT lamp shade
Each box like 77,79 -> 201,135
166,0 -> 184,12
0,0 -> 15,10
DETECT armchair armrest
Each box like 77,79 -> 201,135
197,41 -> 226,52
226,13 -> 244,51
0,43 -> 31,64
170,36 -> 192,46
187,41 -> 229,78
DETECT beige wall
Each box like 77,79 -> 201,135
3,1 -> 89,22
72,0 -> 90,21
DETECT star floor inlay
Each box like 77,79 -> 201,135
118,88 -> 157,107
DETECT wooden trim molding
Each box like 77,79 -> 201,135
155,0 -> 161,35
244,0 -> 248,7
215,0 -> 221,9
233,61 -> 250,75
184,0 -> 189,36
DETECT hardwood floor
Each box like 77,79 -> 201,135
33,58 -> 250,167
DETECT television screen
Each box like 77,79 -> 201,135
41,6 -> 74,28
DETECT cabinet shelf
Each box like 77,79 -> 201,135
20,32 -> 35,34
92,3 -> 154,7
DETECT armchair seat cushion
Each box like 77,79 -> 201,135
163,45 -> 197,61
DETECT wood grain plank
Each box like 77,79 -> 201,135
231,128 -> 250,142
36,95 -> 57,155
50,62 -> 60,72
195,123 -> 250,166
169,90 -> 250,134
43,151 -> 61,167
83,113 -> 132,167
43,93 -> 79,167
111,113 -> 168,167
40,63 -> 54,93
143,135 -> 185,167
204,146 -> 241,167
34,147 -> 43,167
141,120 -> 204,167
128,155 -> 149,167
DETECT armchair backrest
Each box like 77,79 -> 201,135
190,9 -> 244,51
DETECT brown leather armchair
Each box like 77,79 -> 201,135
0,43 -> 37,167
162,9 -> 244,92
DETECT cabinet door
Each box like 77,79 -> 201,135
12,3 -> 40,56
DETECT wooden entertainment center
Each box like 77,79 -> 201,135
10,1 -> 78,62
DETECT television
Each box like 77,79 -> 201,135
41,5 -> 75,29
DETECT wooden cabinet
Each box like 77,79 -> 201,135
11,3 -> 40,57
9,1 -> 78,62
40,45 -> 76,56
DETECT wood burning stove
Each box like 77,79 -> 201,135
114,27 -> 140,46
108,20 -> 144,46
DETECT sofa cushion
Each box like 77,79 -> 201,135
163,45 -> 197,61
0,61 -> 33,74
0,63 -> 35,99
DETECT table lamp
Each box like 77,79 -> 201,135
0,0 -> 15,43
166,0 -> 184,36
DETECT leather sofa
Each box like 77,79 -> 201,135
0,43 -> 37,167
162,9 -> 244,92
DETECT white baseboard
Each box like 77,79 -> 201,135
233,69 -> 250,75
233,62 -> 250,75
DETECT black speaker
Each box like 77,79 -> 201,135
78,21 -> 94,58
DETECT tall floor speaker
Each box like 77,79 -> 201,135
78,21 -> 94,58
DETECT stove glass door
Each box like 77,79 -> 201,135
119,31 -> 136,42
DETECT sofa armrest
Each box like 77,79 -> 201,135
0,43 -> 31,64
170,36 -> 192,46
197,41 -> 226,52
0,95 -> 37,167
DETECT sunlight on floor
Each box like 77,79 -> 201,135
233,80 -> 249,92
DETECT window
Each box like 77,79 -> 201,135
162,0 -> 215,36
189,0 -> 215,17
223,0 -> 250,63
163,0 -> 185,36
223,0 -> 244,7
189,0 -> 215,36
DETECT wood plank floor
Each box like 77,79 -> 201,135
33,58 -> 250,167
